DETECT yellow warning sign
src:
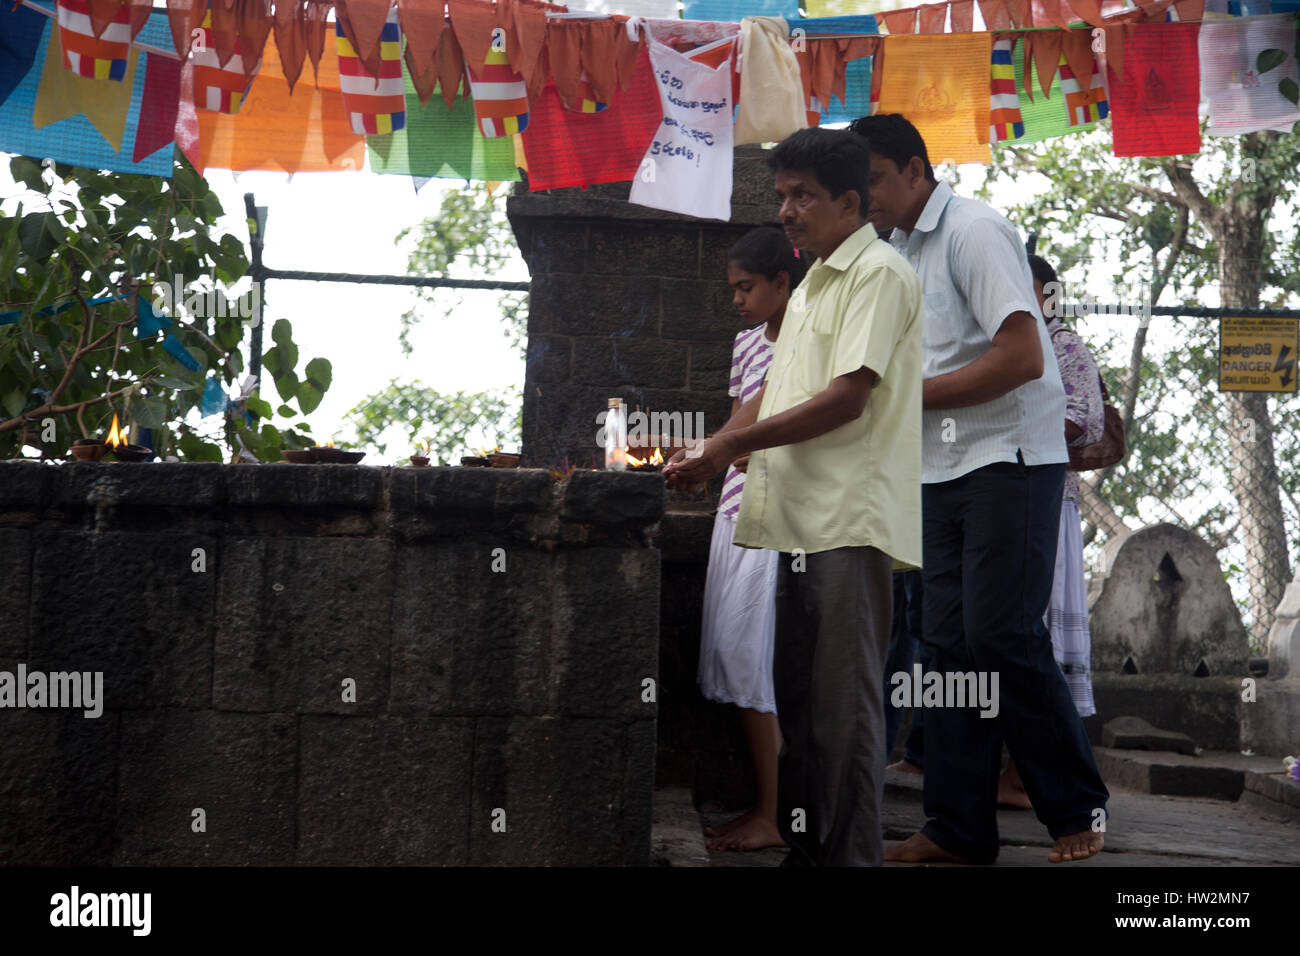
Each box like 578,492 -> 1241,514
1219,317 -> 1298,392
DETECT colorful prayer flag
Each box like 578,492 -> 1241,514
1110,22 -> 1201,157
337,6 -> 405,135
55,0 -> 130,81
1199,12 -> 1300,136
876,33 -> 992,165
192,12 -> 258,114
989,37 -> 1023,142
466,46 -> 530,137
1059,51 -> 1108,127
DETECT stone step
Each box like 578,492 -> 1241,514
1240,768 -> 1300,824
1094,747 -> 1287,802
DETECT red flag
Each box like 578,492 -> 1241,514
133,52 -> 181,162
1109,22 -> 1200,158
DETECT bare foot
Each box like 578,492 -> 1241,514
706,815 -> 787,852
887,759 -> 923,775
996,778 -> 1034,810
1048,829 -> 1103,863
703,808 -> 755,838
883,832 -> 971,864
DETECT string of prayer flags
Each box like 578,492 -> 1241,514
1007,36 -> 1097,143
520,42 -> 661,191
466,45 -> 530,137
193,11 -> 259,114
876,32 -> 992,164
570,72 -> 610,114
989,36 -> 1023,140
683,0 -> 800,21
336,5 -> 405,134
55,0 -> 130,81
733,16 -> 805,145
367,74 -> 520,180
1059,51 -> 1108,126
1198,12 -> 1300,136
1109,22 -> 1202,157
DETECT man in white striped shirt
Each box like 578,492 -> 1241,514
850,114 -> 1108,866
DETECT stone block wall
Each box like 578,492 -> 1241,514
0,461 -> 661,866
508,146 -> 784,469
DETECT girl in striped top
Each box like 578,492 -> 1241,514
700,228 -> 807,852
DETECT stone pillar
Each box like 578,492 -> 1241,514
507,146 -> 783,468
1266,572 -> 1300,678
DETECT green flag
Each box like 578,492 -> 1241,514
1010,38 -> 1097,144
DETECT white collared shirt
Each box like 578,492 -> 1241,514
890,182 -> 1067,484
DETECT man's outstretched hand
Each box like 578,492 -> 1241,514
663,434 -> 737,488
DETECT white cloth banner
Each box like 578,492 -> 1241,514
628,24 -> 735,221
1199,13 -> 1300,136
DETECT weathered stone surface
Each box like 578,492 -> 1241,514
661,278 -> 740,342
389,466 -> 553,517
1090,524 -> 1251,676
28,531 -> 215,709
0,710 -> 117,865
390,545 -> 551,715
689,341 -> 735,391
1101,715 -> 1197,754
0,460 -> 49,511
1090,674 -> 1240,751
1266,574 -> 1300,677
0,529 -> 30,658
523,221 -> 589,275
298,716 -> 472,865
588,225 -> 700,279
571,336 -> 688,390
562,469 -> 664,527
536,273 -> 661,337
469,716 -> 651,865
225,463 -> 384,508
550,547 -> 660,716
526,333 -> 573,384
1243,768 -> 1300,809
51,461 -> 224,510
214,537 -> 392,714
115,710 -> 296,864
1238,677 -> 1300,756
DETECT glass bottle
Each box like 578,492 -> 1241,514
604,398 -> 627,471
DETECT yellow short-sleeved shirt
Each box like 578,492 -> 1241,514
732,223 -> 923,566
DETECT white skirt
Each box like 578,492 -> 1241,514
698,511 -> 779,713
1046,499 -> 1096,717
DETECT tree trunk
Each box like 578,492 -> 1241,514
1218,215 -> 1292,647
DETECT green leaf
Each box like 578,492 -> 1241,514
17,213 -> 58,260
274,368 -> 299,402
2,388 -> 24,418
1257,48 -> 1287,75
304,356 -> 332,391
297,381 -> 324,414
277,404 -> 297,417
131,397 -> 167,429
245,395 -> 274,420
178,432 -> 224,462
1281,77 -> 1299,106
262,345 -> 283,377
9,156 -> 46,193
154,375 -> 196,390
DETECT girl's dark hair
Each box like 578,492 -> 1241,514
727,227 -> 808,290
1026,254 -> 1059,290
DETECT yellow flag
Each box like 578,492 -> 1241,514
33,28 -> 137,154
876,33 -> 992,165
513,133 -> 527,173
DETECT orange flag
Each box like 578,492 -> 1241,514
876,33 -> 992,165
196,30 -> 364,172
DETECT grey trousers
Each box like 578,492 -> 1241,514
774,546 -> 894,866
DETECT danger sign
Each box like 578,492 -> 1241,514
1219,317 -> 1298,392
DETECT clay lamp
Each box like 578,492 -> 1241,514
626,447 -> 665,473
410,442 -> 430,467
71,438 -> 107,462
488,451 -> 522,468
104,413 -> 151,462
307,441 -> 364,464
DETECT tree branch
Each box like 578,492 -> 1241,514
1130,183 -> 1184,207
1164,161 -> 1219,232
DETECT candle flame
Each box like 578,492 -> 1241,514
104,414 -> 128,448
626,452 -> 645,468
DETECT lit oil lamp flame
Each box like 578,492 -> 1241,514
626,448 -> 664,468
626,451 -> 645,468
650,447 -> 664,466
104,414 -> 128,448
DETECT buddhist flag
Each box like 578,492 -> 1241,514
192,12 -> 258,113
337,7 -> 405,135
877,33 -> 992,165
466,45 -> 530,138
989,38 -> 1023,142
1110,22 -> 1201,158
1059,52 -> 1108,127
55,0 -> 130,81
569,72 -> 608,114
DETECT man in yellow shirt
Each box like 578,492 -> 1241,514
665,128 -> 922,866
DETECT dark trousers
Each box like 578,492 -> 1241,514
774,546 -> 893,866
884,570 -> 924,759
919,458 -> 1109,864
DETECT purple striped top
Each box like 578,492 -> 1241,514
719,324 -> 775,520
